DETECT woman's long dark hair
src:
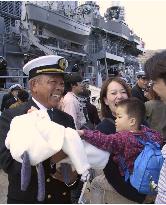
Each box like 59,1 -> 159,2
100,77 -> 131,118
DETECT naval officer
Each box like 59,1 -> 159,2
0,55 -> 77,203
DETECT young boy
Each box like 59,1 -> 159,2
78,97 -> 163,202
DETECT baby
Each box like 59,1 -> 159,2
5,107 -> 110,201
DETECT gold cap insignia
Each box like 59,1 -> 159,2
58,58 -> 67,70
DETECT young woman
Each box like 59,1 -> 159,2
88,77 -> 148,203
78,98 -> 162,204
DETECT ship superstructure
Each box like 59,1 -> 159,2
0,1 -> 24,87
0,1 -> 144,88
74,1 -> 144,86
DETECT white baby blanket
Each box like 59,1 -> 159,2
6,110 -> 109,173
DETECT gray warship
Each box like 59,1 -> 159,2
0,1 -> 144,88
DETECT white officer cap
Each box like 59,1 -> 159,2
136,70 -> 146,79
23,55 -> 68,80
9,84 -> 22,91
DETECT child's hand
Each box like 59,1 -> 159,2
77,130 -> 84,136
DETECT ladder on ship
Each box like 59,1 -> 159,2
28,30 -> 55,55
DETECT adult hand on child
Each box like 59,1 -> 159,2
80,169 -> 90,182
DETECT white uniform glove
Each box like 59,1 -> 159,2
81,170 -> 90,182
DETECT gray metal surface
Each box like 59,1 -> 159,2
0,170 -> 8,204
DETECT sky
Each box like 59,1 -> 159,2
97,0 -> 166,51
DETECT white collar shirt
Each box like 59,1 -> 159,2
32,97 -> 47,111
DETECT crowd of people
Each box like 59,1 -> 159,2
0,50 -> 166,204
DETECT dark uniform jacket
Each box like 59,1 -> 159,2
131,83 -> 147,103
0,98 -> 75,204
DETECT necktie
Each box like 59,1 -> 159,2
47,109 -> 53,120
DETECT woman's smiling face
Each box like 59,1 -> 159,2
104,81 -> 128,115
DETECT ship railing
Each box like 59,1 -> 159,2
84,73 -> 95,78
0,73 -> 97,89
83,73 -> 96,85
99,39 -> 124,57
58,41 -> 85,54
102,44 -> 124,57
28,30 -> 55,55
0,75 -> 28,89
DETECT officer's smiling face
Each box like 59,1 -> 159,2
31,74 -> 64,109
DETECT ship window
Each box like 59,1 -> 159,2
11,19 -> 15,27
4,17 -> 10,32
38,26 -> 42,35
15,2 -> 21,17
33,24 -> 37,35
8,2 -> 14,15
1,2 -> 8,13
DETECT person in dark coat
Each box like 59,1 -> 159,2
131,70 -> 148,103
0,56 -> 7,89
1,84 -> 22,111
0,55 -> 76,204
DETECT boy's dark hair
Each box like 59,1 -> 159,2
144,50 -> 166,83
117,97 -> 145,127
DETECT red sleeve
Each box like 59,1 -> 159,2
83,129 -> 124,153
